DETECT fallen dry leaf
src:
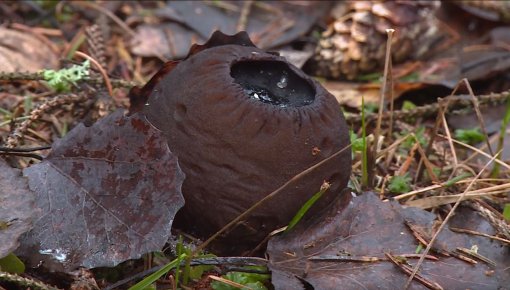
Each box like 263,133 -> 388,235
0,158 -> 35,258
19,110 -> 185,271
268,192 -> 510,290
0,26 -> 58,73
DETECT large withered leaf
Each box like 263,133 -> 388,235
20,110 -> 185,271
268,192 -> 509,290
0,159 -> 35,258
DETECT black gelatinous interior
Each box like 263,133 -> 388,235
231,61 -> 315,107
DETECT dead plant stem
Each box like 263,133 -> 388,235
372,29 -> 394,187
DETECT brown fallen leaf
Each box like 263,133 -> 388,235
268,192 -> 510,290
19,109 -> 185,271
0,158 -> 35,258
0,26 -> 58,73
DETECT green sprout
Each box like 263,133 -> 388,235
454,127 -> 485,145
503,204 -> 510,222
388,174 -> 412,194
401,100 -> 417,111
399,126 -> 427,150
350,129 -> 364,153
42,60 -> 90,92
211,267 -> 270,290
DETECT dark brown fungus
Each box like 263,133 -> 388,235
140,31 -> 351,255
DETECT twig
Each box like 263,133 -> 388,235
371,29 -> 394,187
386,253 -> 443,290
4,94 -> 87,148
0,151 -> 44,160
74,51 -> 113,96
236,1 -> 253,32
461,78 -> 494,156
345,89 -> 510,125
0,271 -> 62,290
449,227 -> 510,245
0,145 -> 51,152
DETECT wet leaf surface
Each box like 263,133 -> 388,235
0,159 -> 35,258
268,192 -> 510,290
19,110 -> 185,271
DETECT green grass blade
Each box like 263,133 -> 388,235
0,253 -> 25,274
361,96 -> 368,187
491,96 -> 510,177
443,173 -> 471,187
285,183 -> 330,233
128,253 -> 186,290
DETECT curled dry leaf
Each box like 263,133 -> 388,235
19,109 -> 185,271
0,27 -> 58,73
0,159 -> 35,258
268,192 -> 510,290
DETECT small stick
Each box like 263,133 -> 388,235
372,29 -> 395,187
449,227 -> 510,245
74,51 -> 113,96
236,1 -> 253,32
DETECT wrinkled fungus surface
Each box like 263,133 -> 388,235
140,31 -> 352,254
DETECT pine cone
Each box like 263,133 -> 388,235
311,1 -> 441,80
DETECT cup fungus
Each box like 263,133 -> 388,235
136,31 -> 351,254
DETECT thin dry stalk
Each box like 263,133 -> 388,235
4,94 -> 87,148
439,101 -> 459,169
396,142 -> 417,176
449,227 -> 510,245
371,29 -> 394,187
353,133 -> 410,170
386,253 -> 443,290
439,134 -> 510,171
415,95 -> 448,183
413,134 -> 439,183
393,178 -> 508,200
208,275 -> 251,290
403,151 -> 500,289
74,51 -> 113,96
236,0 -> 253,31
459,78 -> 494,155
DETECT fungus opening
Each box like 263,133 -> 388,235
231,61 -> 315,107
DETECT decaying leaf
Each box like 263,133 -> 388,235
268,192 -> 510,290
131,1 -> 331,59
19,109 -> 185,271
0,26 -> 58,73
0,159 -> 35,259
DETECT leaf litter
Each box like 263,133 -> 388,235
0,1 -> 509,289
